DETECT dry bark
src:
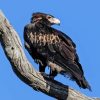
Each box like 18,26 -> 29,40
0,10 -> 99,100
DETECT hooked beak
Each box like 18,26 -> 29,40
52,18 -> 60,25
48,17 -> 60,25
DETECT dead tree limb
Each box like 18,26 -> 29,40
0,10 -> 99,100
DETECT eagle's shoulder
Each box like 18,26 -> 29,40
24,24 -> 36,32
48,27 -> 76,48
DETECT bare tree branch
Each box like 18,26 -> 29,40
0,10 -> 99,100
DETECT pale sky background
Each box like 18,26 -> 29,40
0,0 -> 100,100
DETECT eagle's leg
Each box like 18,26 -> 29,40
39,64 -> 50,77
49,70 -> 58,80
39,64 -> 46,72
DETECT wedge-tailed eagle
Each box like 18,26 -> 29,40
24,12 -> 91,90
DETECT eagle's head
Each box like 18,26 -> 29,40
31,12 -> 60,26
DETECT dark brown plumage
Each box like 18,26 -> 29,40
24,12 -> 91,90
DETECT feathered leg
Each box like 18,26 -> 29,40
39,64 -> 46,72
49,69 -> 58,80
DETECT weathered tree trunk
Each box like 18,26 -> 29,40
0,10 -> 99,100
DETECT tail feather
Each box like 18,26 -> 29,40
53,57 -> 91,90
75,76 -> 91,91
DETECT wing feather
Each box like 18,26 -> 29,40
45,27 -> 84,78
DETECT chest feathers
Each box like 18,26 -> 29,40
29,32 -> 61,46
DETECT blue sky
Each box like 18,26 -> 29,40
0,0 -> 100,100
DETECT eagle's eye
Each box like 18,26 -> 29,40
47,16 -> 52,19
